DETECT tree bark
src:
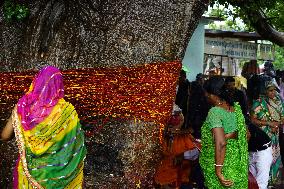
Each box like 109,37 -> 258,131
0,0 -> 209,71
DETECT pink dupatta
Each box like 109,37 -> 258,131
17,66 -> 64,130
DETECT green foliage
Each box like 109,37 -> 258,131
206,5 -> 251,31
273,45 -> 284,70
211,0 -> 283,32
209,5 -> 227,20
265,2 -> 284,31
3,0 -> 29,22
212,0 -> 278,9
207,20 -> 249,31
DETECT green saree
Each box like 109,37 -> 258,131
200,103 -> 248,189
251,95 -> 283,183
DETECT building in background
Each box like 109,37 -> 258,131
204,30 -> 274,76
182,17 -> 222,81
182,21 -> 274,80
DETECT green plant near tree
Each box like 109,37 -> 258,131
274,46 -> 284,70
3,0 -> 29,22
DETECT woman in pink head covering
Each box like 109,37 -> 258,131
1,66 -> 86,189
18,66 -> 65,130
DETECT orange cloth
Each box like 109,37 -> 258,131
154,133 -> 196,186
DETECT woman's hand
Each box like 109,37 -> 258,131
246,128 -> 251,141
216,172 -> 234,187
268,121 -> 279,133
0,105 -> 16,141
1,114 -> 14,141
224,132 -> 237,140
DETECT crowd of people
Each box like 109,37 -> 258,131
155,61 -> 284,189
1,62 -> 284,189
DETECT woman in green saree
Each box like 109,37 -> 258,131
199,77 -> 248,189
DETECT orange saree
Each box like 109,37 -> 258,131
155,133 -> 196,186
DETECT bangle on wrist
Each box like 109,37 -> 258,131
214,164 -> 223,167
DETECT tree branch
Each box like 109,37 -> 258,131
246,8 -> 284,47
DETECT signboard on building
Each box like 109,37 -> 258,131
259,44 -> 274,60
204,37 -> 274,60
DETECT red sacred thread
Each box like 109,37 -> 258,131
0,61 -> 181,141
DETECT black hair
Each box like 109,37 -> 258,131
196,73 -> 203,80
224,76 -> 235,84
264,61 -> 273,69
180,69 -> 186,77
204,76 -> 235,106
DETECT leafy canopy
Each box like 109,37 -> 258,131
211,0 -> 284,31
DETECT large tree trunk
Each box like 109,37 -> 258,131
0,0 -> 209,71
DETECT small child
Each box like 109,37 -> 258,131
154,104 -> 200,189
